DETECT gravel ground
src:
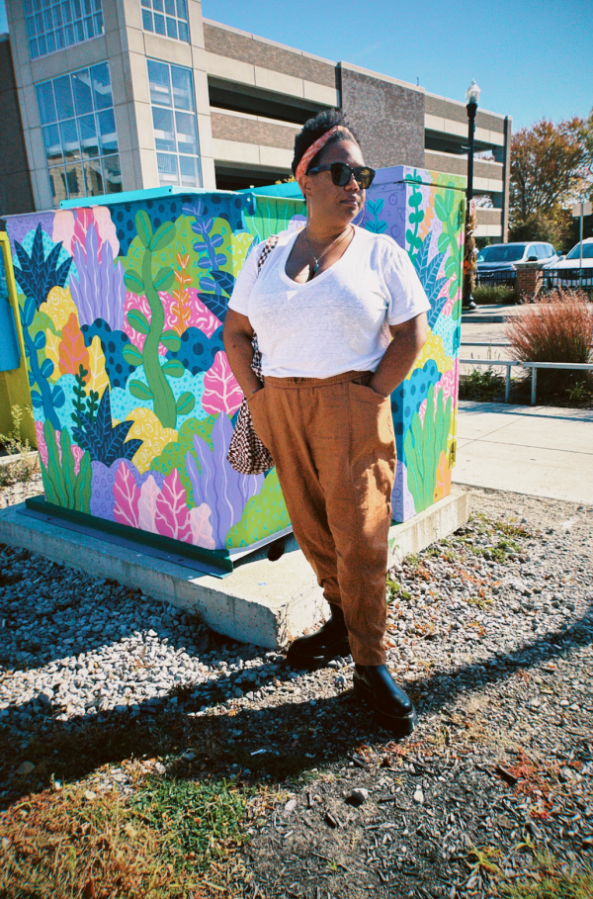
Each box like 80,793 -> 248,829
0,479 -> 592,897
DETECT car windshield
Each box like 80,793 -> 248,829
566,243 -> 593,260
478,245 -> 526,262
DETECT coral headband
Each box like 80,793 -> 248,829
295,125 -> 351,188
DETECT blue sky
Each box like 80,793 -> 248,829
1,0 -> 591,131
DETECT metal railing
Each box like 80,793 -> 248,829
476,270 -> 517,288
459,358 -> 593,404
476,267 -> 593,296
539,267 -> 593,295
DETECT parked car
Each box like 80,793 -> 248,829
477,241 -> 560,284
543,237 -> 593,287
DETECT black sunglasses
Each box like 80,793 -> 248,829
306,162 -> 376,190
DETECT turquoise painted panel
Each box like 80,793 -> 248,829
0,247 -> 21,372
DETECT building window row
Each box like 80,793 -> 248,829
34,56 -> 202,204
24,0 -> 104,60
147,59 -> 201,189
36,62 -> 121,204
141,0 -> 189,43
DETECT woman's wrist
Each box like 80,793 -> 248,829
246,380 -> 264,399
368,375 -> 391,398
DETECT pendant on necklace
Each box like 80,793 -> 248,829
311,261 -> 320,274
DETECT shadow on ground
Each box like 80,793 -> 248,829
1,599 -> 592,809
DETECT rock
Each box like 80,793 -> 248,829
84,790 -> 97,800
413,786 -> 424,804
284,798 -> 297,813
16,761 -> 35,775
347,788 -> 369,807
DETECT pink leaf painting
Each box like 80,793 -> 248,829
160,289 -> 222,339
202,351 -> 243,415
36,421 -> 48,468
188,289 -> 222,337
53,207 -> 119,261
137,474 -> 161,534
434,359 -> 459,407
189,503 -> 216,550
123,292 -> 152,352
154,469 -> 192,542
113,461 -> 141,528
71,444 -> 83,477
418,398 -> 427,425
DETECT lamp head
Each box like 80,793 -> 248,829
465,79 -> 481,107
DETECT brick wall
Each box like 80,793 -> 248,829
339,66 -> 425,169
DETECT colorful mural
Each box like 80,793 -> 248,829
6,192 -> 306,553
6,171 -> 462,553
362,166 -> 465,520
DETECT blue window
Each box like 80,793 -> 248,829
36,63 -> 121,205
147,59 -> 201,188
141,0 -> 189,42
24,0 -> 104,60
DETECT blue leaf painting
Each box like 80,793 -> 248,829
413,234 -> 448,330
72,387 -> 143,465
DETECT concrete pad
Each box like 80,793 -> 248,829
0,491 -> 469,650
454,401 -> 593,504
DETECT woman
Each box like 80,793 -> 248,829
223,109 -> 429,736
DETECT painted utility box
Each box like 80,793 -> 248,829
4,169 -> 463,567
362,166 -> 465,521
4,189 -> 305,567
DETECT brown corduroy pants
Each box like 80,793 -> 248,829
247,370 -> 396,666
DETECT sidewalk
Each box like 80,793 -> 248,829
461,303 -> 521,324
454,400 -> 593,504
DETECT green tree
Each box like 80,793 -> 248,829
509,113 -> 593,251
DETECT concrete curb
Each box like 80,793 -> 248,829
0,490 -> 469,649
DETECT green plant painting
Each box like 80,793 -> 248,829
404,384 -> 452,514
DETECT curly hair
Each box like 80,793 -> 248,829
291,108 -> 360,176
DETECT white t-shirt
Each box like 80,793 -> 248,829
228,225 -> 430,378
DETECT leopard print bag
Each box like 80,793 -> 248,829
226,235 -> 279,475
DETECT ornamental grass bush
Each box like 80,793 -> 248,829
506,288 -> 593,397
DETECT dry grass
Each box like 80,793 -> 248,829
506,289 -> 593,396
0,777 -> 253,899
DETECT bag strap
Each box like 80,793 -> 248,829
257,234 -> 280,275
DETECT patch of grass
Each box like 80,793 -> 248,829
132,776 -> 253,874
500,853 -> 593,899
494,519 -> 533,539
468,596 -> 493,610
0,774 -> 254,899
386,577 -> 401,594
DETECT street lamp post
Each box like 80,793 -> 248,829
463,79 -> 481,308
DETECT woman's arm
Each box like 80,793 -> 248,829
369,312 -> 428,398
223,309 -> 264,399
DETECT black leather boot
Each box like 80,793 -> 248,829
353,664 -> 417,737
286,604 -> 351,669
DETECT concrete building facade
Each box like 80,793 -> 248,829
3,0 -> 511,239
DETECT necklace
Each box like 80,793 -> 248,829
304,225 -> 352,276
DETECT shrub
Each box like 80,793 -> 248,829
0,405 -> 37,488
506,288 -> 593,395
473,285 -> 518,305
459,368 -> 506,401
